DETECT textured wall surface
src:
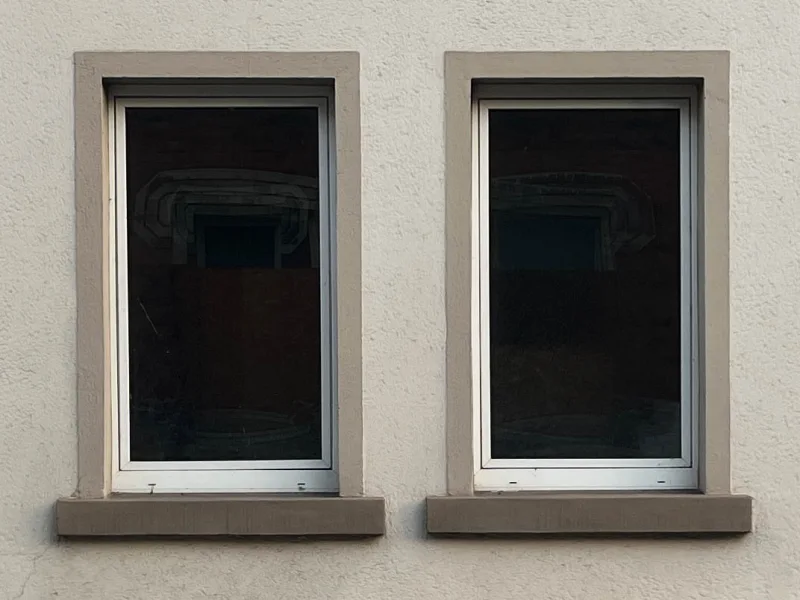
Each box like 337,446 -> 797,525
0,0 -> 796,597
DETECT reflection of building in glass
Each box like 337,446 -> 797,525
131,168 -> 319,267
491,172 -> 655,272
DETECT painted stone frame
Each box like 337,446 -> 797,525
431,51 -> 751,535
58,51 -> 384,537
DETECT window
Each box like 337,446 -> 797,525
473,87 -> 698,491
110,88 -> 337,493
434,51 -> 748,534
61,52 -> 381,538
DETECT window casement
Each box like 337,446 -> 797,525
472,84 -> 698,492
109,86 -> 338,493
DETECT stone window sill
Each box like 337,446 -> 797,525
426,493 -> 752,536
56,495 -> 385,538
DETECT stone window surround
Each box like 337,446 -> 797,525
57,51 -> 385,538
428,51 -> 752,536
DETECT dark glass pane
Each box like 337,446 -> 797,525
495,214 -> 599,271
201,220 -> 278,268
125,106 -> 323,462
489,108 -> 682,460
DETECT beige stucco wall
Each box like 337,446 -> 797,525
0,0 -> 794,597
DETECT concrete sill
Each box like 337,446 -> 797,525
426,494 -> 752,536
56,495 -> 385,538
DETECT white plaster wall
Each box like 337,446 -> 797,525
0,0 -> 796,597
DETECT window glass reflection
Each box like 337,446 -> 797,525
125,107 -> 323,462
488,109 -> 682,460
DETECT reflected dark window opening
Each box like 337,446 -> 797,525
124,106 -> 325,462
197,217 -> 280,269
488,108 -> 683,460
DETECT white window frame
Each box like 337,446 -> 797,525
472,85 -> 699,491
109,86 -> 338,493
